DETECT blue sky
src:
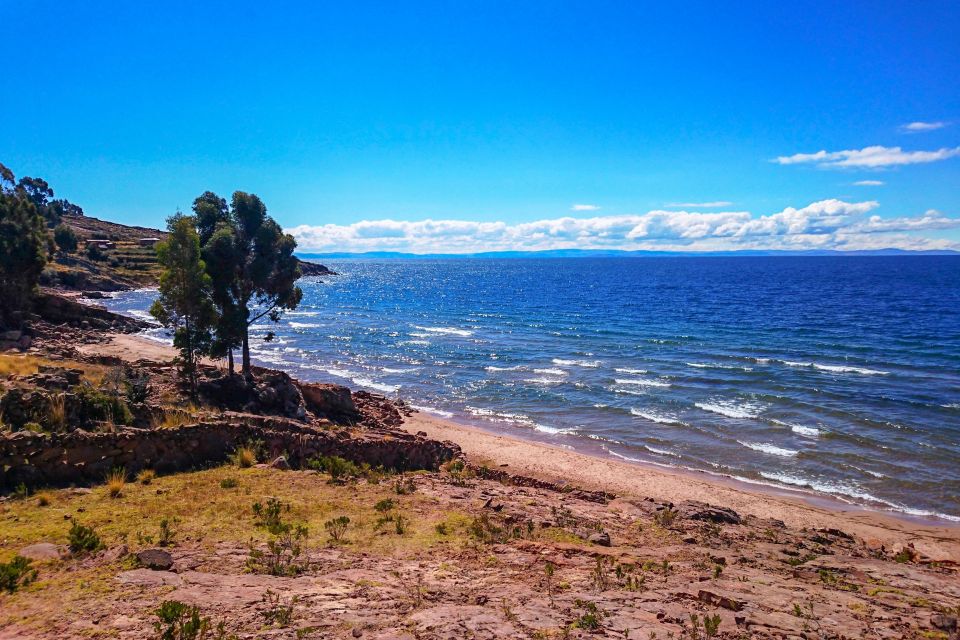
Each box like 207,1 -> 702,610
2,1 -> 959,252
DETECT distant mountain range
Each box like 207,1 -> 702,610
297,248 -> 960,260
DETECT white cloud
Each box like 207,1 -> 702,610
774,145 -> 960,169
571,204 -> 600,211
853,180 -> 884,186
665,201 -> 733,208
901,121 -> 949,133
288,199 -> 960,254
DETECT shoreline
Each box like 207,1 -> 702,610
82,332 -> 960,561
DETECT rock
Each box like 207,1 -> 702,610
588,531 -> 612,546
269,455 -> 291,470
300,382 -> 358,421
697,589 -> 744,611
19,542 -> 67,561
137,548 -> 174,571
931,614 -> 958,631
352,628 -> 363,638
103,544 -> 129,563
676,500 -> 742,525
1,330 -> 23,341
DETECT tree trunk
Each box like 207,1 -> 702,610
227,349 -> 234,376
242,330 -> 251,379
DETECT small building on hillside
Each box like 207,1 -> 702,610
85,239 -> 115,250
138,237 -> 161,248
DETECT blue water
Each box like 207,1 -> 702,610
103,257 -> 960,520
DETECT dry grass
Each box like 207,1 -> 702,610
0,354 -> 110,385
47,394 -> 66,431
35,491 -> 55,507
231,445 -> 258,468
136,469 -> 156,485
105,468 -> 126,498
150,409 -> 194,430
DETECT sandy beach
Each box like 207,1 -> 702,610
86,333 -> 960,562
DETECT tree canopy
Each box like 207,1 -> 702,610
0,165 -> 49,328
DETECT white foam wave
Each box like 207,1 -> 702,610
533,368 -> 567,376
615,378 -> 670,388
792,424 -> 820,437
687,362 -> 752,371
645,445 -> 680,458
353,377 -> 399,394
552,358 -> 601,368
485,365 -> 523,372
414,326 -> 473,337
695,400 -> 763,419
398,340 -> 430,346
285,311 -> 320,317
288,322 -> 321,329
630,408 -> 686,426
524,377 -> 564,385
409,404 -> 454,418
615,368 -> 648,374
738,441 -> 799,457
782,360 -> 887,376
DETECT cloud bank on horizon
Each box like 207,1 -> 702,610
288,200 -> 960,254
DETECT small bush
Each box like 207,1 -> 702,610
0,556 -> 37,594
308,455 -> 360,483
47,393 -> 67,431
68,521 -> 103,555
158,519 -> 177,547
261,589 -> 296,626
153,600 -> 238,640
247,525 -> 309,577
653,506 -> 678,528
35,490 -> 54,507
394,477 -> 416,495
13,483 -> 30,500
74,384 -> 132,426
324,516 -> 350,542
137,469 -> 157,485
571,600 -> 603,630
252,498 -> 290,535
374,498 -> 395,513
394,514 -> 408,535
230,445 -> 258,468
106,467 -> 127,498
220,478 -> 238,489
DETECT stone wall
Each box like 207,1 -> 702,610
0,417 -> 460,491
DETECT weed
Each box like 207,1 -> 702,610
230,444 -> 258,468
252,498 -> 290,535
35,490 -> 54,507
683,613 -> 722,638
435,522 -> 449,535
261,589 -> 296,626
153,600 -> 238,640
712,564 -> 723,579
247,525 -> 309,576
47,393 -> 66,430
138,469 -> 157,485
158,518 -> 177,547
324,516 -> 350,542
894,547 -> 916,563
653,506 -> 678,528
374,498 -> 395,513
68,521 -> 103,555
13,483 -> 30,500
394,513 -> 409,535
394,476 -> 416,494
571,600 -> 603,630
106,467 -> 127,498
308,455 -> 361,483
0,556 -> 37,594
219,477 -> 238,489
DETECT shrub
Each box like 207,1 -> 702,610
35,490 -> 54,507
47,393 -> 66,431
124,370 -> 150,404
394,477 -> 416,495
394,514 -> 408,535
68,521 -> 103,555
324,516 -> 350,542
374,498 -> 395,513
158,519 -> 177,547
106,467 -> 126,498
220,478 -> 238,489
653,506 -> 678,528
571,600 -> 602,630
74,384 -> 132,425
153,600 -> 238,640
230,444 -> 258,468
137,469 -> 157,485
261,589 -> 296,626
0,556 -> 37,594
252,498 -> 289,535
247,525 -> 309,577
308,455 -> 361,483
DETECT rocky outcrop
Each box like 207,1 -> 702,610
295,259 -> 337,277
0,416 -> 461,491
33,292 -> 148,333
300,382 -> 358,422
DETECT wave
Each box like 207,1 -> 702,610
738,441 -> 799,457
614,378 -> 670,388
615,367 -> 648,374
533,368 -> 567,376
398,340 -> 430,346
630,408 -> 687,426
687,362 -> 752,371
782,360 -> 888,376
352,377 -> 399,394
524,377 -> 564,385
409,404 -> 454,419
695,400 -> 763,419
485,365 -> 524,372
552,358 -> 601,368
645,445 -> 680,458
414,325 -> 473,337
285,310 -> 320,317
771,418 -> 821,437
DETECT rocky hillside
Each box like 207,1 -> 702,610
42,214 -> 334,292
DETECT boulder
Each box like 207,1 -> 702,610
676,500 -> 742,525
588,531 -> 612,546
137,548 -> 174,571
269,455 -> 291,470
300,382 -> 358,422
